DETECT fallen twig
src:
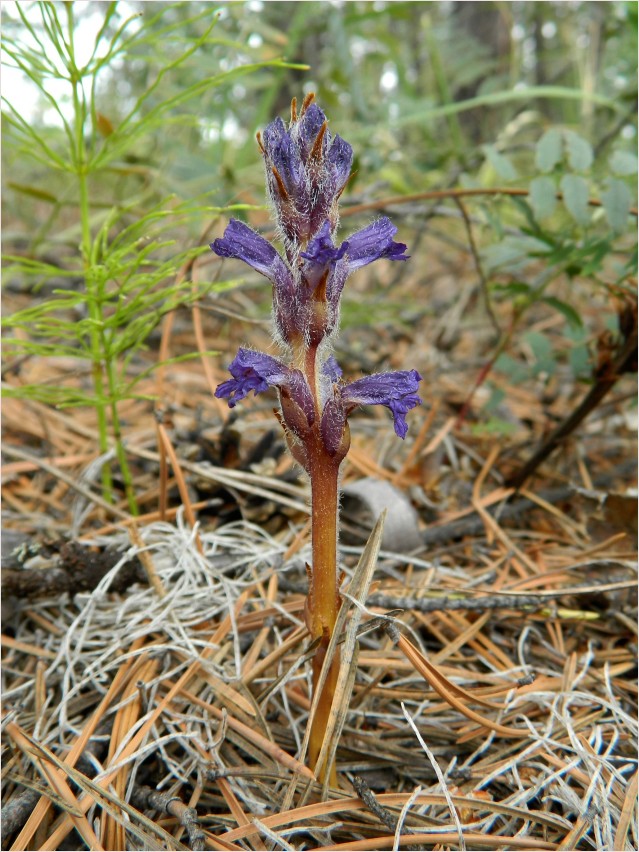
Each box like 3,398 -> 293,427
130,786 -> 206,852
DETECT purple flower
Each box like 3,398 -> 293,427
341,217 -> 410,270
215,348 -> 290,407
215,347 -> 316,426
212,215 -> 408,346
342,369 -> 423,439
300,220 -> 347,276
211,219 -> 276,276
210,219 -> 296,340
215,348 -> 422,445
298,216 -> 410,338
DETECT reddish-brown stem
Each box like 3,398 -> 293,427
293,332 -> 343,784
307,444 -> 340,785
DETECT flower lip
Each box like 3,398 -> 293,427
342,369 -> 423,439
214,348 -> 289,408
211,219 -> 282,279
342,217 -> 410,270
214,348 -> 316,430
322,354 -> 343,382
210,218 -> 296,338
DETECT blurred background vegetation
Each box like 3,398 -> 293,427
2,0 -> 637,511
4,1 -> 636,200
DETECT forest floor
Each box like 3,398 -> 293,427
2,211 -> 637,851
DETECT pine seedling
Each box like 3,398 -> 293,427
211,94 -> 422,783
2,2 -> 300,512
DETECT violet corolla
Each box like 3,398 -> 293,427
211,94 -> 422,782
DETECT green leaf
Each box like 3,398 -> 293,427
560,174 -> 590,225
563,130 -> 594,172
482,144 -> 517,180
566,324 -> 591,378
541,296 -> 583,331
524,330 -> 556,377
535,128 -> 562,172
491,281 -> 532,298
529,176 -> 558,220
7,182 -> 58,203
494,353 -> 529,384
601,179 -> 632,233
396,86 -> 622,128
482,236 -> 552,273
609,150 -> 638,176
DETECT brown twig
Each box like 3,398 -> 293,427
341,186 -> 639,218
1,541 -> 144,599
453,196 -> 500,335
368,578 -> 635,615
130,787 -> 206,852
351,775 -> 398,833
507,300 -> 638,489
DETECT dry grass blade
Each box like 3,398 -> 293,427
613,770 -> 638,850
100,656 -> 159,849
314,511 -> 387,794
34,588 -> 252,850
20,732 -> 192,851
5,721 -> 104,851
1,635 -> 56,659
389,628 -> 527,738
126,443 -> 310,514
401,702 -> 466,850
9,636 -> 149,851
221,789 -> 570,844
156,419 -> 203,553
176,686 -> 314,779
1,444 -> 130,520
312,832 -> 559,850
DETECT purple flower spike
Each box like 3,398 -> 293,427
215,348 -> 290,408
210,97 -> 423,779
342,369 -> 423,439
212,97 -> 421,453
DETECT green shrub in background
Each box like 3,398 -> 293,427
1,1 -> 301,512
474,120 -> 636,413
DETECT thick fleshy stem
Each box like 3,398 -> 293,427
307,444 -> 340,785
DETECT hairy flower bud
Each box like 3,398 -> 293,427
259,94 -> 353,253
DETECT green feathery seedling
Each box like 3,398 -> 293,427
2,2 -> 300,512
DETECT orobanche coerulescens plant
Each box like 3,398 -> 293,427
211,94 -> 422,783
